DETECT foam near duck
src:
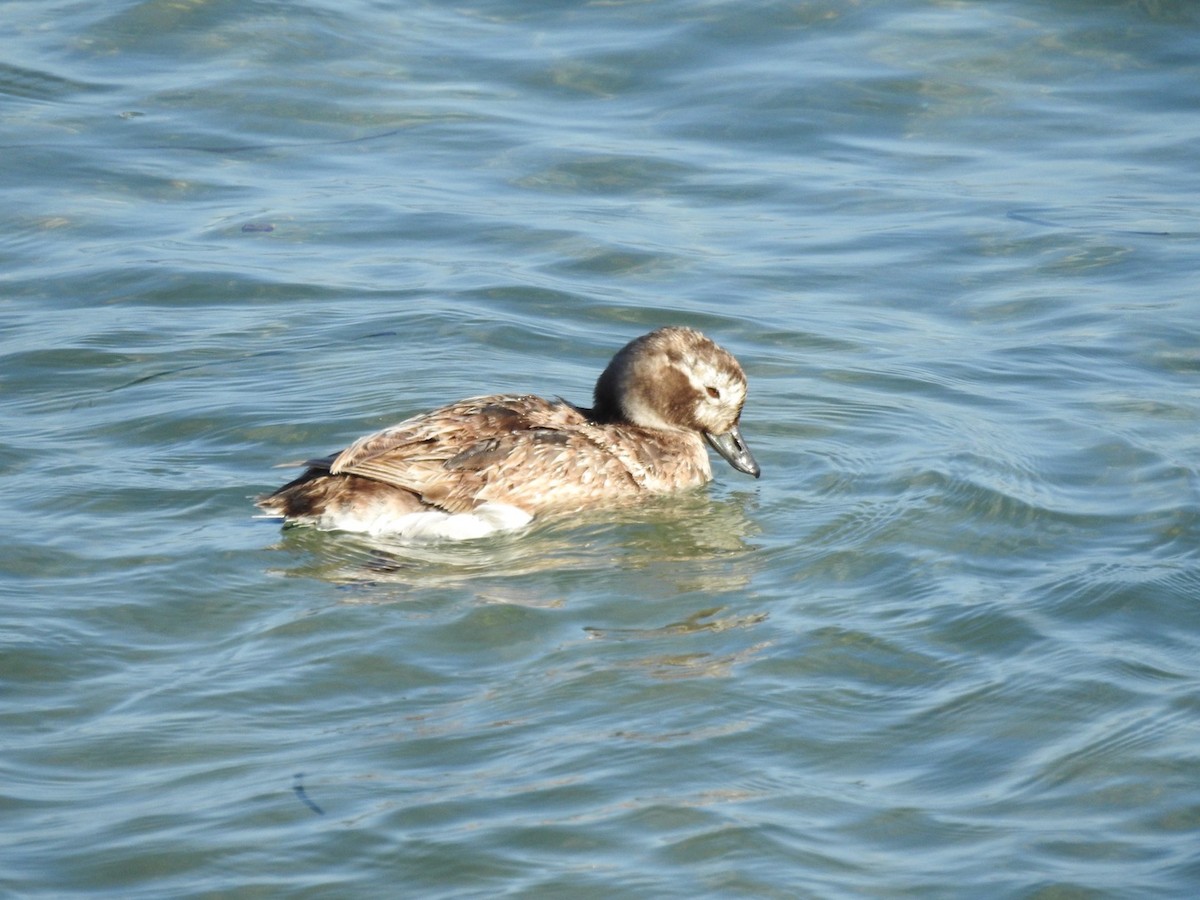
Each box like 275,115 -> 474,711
256,326 -> 759,540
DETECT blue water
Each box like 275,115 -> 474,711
3,1 -> 1199,896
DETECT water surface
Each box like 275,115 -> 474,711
3,1 -> 1199,896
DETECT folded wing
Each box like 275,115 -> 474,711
327,395 -> 628,514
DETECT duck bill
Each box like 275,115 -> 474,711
705,425 -> 761,479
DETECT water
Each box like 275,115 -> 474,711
3,0 -> 1199,896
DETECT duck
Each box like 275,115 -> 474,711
256,326 -> 760,540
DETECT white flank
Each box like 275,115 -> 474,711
377,503 -> 534,540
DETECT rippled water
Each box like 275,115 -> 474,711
4,0 -> 1199,896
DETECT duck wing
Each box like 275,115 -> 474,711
328,395 -> 599,513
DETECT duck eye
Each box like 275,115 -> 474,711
706,386 -> 721,400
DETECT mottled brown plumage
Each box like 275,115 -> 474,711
257,327 -> 759,539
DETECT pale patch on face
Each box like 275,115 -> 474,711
692,365 -> 745,432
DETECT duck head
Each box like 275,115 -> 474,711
592,326 -> 761,478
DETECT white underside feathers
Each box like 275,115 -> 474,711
262,502 -> 534,541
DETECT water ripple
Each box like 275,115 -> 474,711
3,0 -> 1199,896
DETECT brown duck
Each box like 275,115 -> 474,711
257,326 -> 759,539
